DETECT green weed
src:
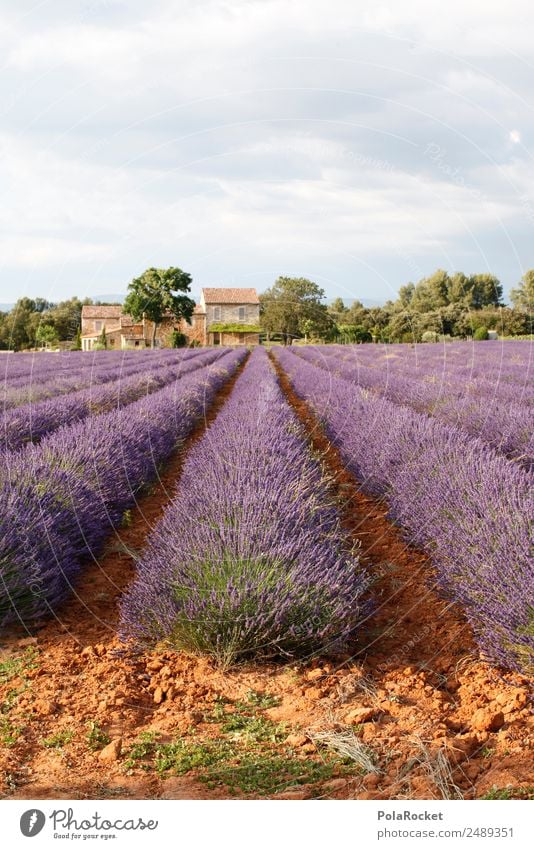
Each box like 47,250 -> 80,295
155,739 -> 235,776
481,786 -> 534,800
86,721 -> 111,752
42,730 -> 74,749
0,716 -> 23,746
123,731 -> 160,770
0,647 -> 39,684
201,751 -> 339,796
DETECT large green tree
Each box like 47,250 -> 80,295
510,270 -> 534,312
35,323 -> 59,349
260,277 -> 334,343
1,298 -> 38,350
123,267 -> 195,348
328,297 -> 349,325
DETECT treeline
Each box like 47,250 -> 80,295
2,268 -> 532,351
260,269 -> 534,343
0,297 -> 110,351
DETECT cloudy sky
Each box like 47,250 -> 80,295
1,0 -> 534,304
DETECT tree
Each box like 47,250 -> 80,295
411,270 -> 450,312
510,270 -> 534,312
447,272 -> 472,306
93,325 -> 108,350
328,297 -> 349,325
386,311 -> 417,343
260,277 -> 334,344
34,298 -> 54,313
123,267 -> 195,348
397,283 -> 415,308
1,298 -> 38,350
345,300 -> 372,329
171,330 -> 187,347
470,273 -> 503,308
337,324 -> 372,343
47,297 -> 87,341
35,323 -> 58,349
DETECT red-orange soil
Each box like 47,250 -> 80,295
0,354 -> 531,801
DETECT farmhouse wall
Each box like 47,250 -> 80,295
206,304 -> 259,324
220,332 -> 260,345
180,314 -> 206,345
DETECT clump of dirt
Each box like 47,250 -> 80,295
0,354 -> 532,801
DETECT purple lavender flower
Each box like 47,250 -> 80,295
120,348 -> 371,667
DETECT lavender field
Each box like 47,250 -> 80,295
0,341 -> 532,802
0,342 -> 532,677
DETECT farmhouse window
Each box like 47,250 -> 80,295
238,307 -> 245,321
95,320 -> 103,331
213,307 -> 221,320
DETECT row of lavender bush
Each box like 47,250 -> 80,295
0,347 -> 189,385
120,348 -> 371,667
0,348 -> 225,452
273,347 -> 533,676
321,341 -> 531,389
319,343 -> 533,407
0,349 -> 246,628
295,346 -> 533,470
1,348 -> 198,407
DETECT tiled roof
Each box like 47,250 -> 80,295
201,287 -> 259,304
82,305 -> 124,319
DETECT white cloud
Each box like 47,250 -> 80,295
1,0 -> 533,297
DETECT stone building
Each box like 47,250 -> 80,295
183,288 -> 260,346
80,305 -> 176,351
81,287 -> 261,350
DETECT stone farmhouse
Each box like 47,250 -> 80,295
80,287 -> 260,350
183,288 -> 260,346
80,306 -> 176,351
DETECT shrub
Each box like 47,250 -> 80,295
0,350 -> 246,627
274,347 -> 533,675
171,330 -> 188,348
473,326 -> 489,340
120,349 -> 371,667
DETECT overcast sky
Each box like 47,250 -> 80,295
1,0 -> 534,304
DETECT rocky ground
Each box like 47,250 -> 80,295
0,359 -> 532,800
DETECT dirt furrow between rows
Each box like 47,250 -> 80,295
0,356 -> 251,800
270,352 -> 533,800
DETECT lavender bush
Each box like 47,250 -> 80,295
0,348 -> 224,452
0,348 -> 200,409
294,344 -> 533,469
120,348 -> 371,667
0,349 -> 245,627
273,347 -> 533,676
